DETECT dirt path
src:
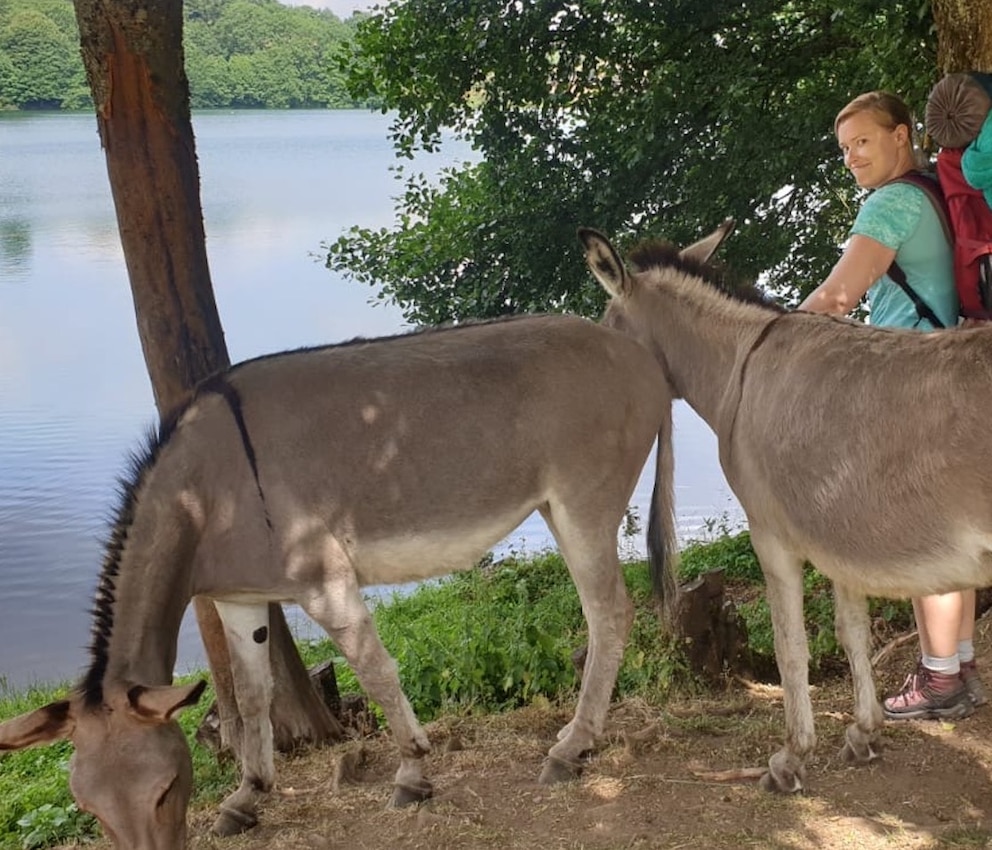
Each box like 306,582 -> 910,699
77,615 -> 992,850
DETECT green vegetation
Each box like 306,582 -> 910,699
183,0 -> 366,109
0,0 -> 369,111
297,550 -> 688,720
0,0 -> 89,109
0,529 -> 916,848
328,0 -> 940,320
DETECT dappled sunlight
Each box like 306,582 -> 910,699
584,775 -> 625,801
765,796 -> 938,849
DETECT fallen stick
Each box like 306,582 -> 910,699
871,629 -> 919,669
688,762 -> 767,783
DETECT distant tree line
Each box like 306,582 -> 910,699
0,0 -> 372,110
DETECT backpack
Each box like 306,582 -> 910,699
888,157 -> 992,328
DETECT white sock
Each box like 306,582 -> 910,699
922,653 -> 960,676
958,640 -> 976,665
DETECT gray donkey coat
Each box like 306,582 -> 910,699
583,222 -> 992,796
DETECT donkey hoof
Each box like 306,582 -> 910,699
759,750 -> 806,794
390,779 -> 433,808
211,807 -> 258,837
759,767 -> 805,794
840,738 -> 880,765
841,724 -> 881,765
539,754 -> 583,785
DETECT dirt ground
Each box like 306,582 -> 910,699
81,612 -> 992,850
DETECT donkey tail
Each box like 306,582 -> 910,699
647,411 -> 681,632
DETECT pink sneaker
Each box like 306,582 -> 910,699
883,663 -> 974,720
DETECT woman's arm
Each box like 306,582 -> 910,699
798,234 -> 896,316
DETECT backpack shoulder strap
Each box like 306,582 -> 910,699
883,171 -> 949,329
889,171 -> 953,245
886,262 -> 946,329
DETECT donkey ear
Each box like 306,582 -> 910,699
578,227 -> 631,297
680,218 -> 735,264
127,680 -> 207,723
0,700 -> 75,750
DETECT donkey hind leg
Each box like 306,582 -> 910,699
539,515 -> 635,785
211,601 -> 276,836
832,583 -> 883,764
750,530 -> 814,794
302,580 -> 433,808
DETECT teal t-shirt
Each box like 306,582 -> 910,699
850,181 -> 957,330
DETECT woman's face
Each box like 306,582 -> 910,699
836,110 -> 910,189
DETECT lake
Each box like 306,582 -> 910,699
0,109 -> 743,690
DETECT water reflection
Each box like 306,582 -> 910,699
0,219 -> 30,273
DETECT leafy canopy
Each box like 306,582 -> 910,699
329,0 -> 937,324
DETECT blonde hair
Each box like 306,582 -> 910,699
835,90 -> 923,166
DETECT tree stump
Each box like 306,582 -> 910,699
569,567 -> 751,685
977,587 -> 992,620
675,568 -> 751,681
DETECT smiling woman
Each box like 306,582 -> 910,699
800,91 -> 958,330
799,90 -> 975,725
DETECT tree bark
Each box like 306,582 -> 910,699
72,0 -> 343,751
932,0 -> 992,73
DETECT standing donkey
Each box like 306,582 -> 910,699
581,222 -> 992,795
0,241 -> 747,849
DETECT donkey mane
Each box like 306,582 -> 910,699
79,413 -> 183,707
627,238 -> 784,313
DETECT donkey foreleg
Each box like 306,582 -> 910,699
751,532 -> 814,794
304,583 -> 432,808
540,533 -> 634,784
211,601 -> 276,836
832,583 -> 883,764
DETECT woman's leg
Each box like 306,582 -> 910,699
915,591 -> 965,664
956,589 -> 988,706
885,592 -> 972,720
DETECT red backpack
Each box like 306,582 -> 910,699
910,71 -> 992,324
889,156 -> 992,327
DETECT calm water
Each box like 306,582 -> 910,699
0,109 -> 742,690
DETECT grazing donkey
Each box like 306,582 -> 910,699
581,222 -> 992,794
0,264 -> 741,848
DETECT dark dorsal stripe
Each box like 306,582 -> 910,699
222,314 -> 540,375
197,373 -> 273,531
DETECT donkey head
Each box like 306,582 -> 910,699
579,220 -> 735,377
0,681 -> 205,850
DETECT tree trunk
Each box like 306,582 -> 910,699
932,0 -> 992,73
72,0 -> 343,751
